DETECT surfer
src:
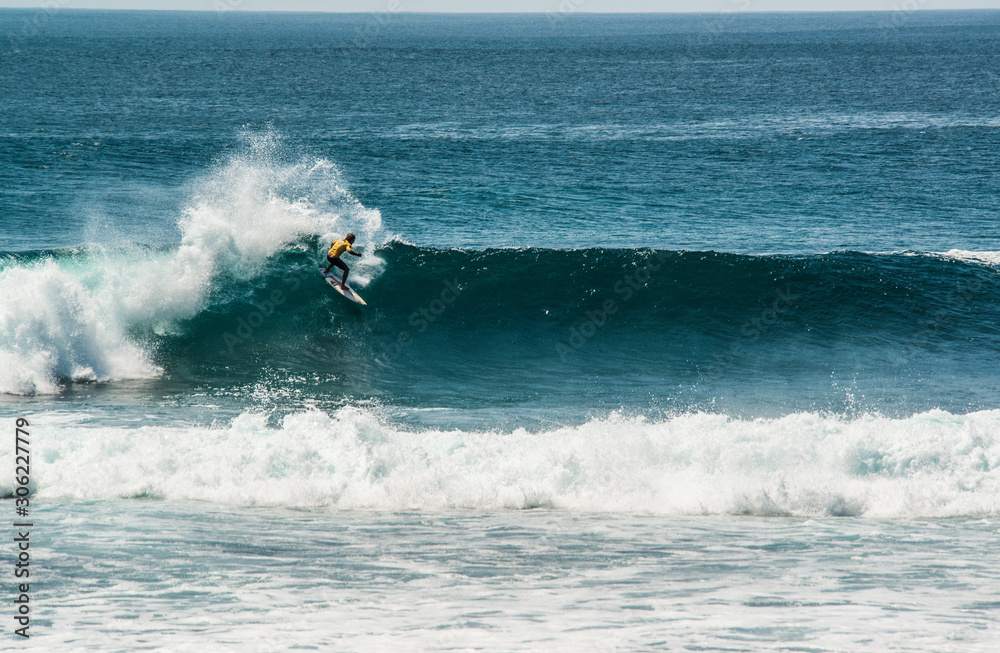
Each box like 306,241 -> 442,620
322,233 -> 362,287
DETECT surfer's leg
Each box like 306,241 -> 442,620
330,257 -> 347,271
323,254 -> 336,274
330,257 -> 349,286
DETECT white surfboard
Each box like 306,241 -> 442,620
320,269 -> 367,305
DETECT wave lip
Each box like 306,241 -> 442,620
0,129 -> 385,394
940,249 -> 1000,267
26,407 -> 1000,518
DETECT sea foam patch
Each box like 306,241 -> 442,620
0,261 -> 159,395
20,407 -> 1000,518
941,249 -> 1000,267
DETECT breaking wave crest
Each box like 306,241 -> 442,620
19,407 -> 1000,518
0,130 -> 384,394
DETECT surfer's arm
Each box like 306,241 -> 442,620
348,248 -> 362,257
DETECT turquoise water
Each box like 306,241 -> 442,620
3,9 -> 1000,650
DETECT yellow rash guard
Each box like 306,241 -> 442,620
328,239 -> 352,258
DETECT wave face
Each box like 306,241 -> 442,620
18,407 -> 1000,518
6,238 -> 1000,416
170,242 -> 1000,415
1,130 -> 998,416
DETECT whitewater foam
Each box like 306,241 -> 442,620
0,260 -> 159,394
0,130 -> 385,393
22,407 -> 1000,518
941,249 -> 1000,267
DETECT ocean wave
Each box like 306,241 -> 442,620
0,260 -> 160,394
16,407 -> 1000,518
0,129 -> 385,394
4,240 -> 1000,396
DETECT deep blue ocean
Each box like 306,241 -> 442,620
2,9 -> 1000,651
